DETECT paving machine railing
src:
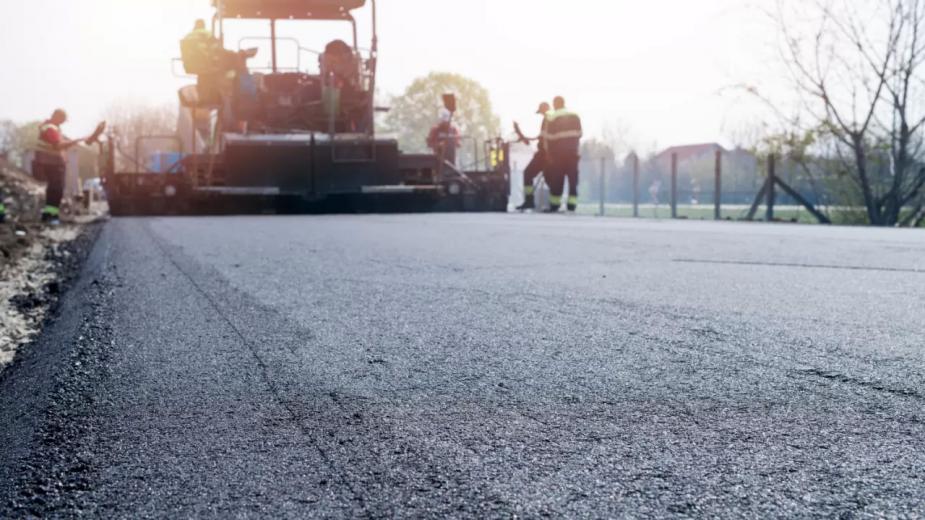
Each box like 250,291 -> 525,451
104,0 -> 509,215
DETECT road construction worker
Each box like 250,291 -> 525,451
180,20 -> 256,108
321,39 -> 358,89
427,109 -> 461,167
33,109 -> 81,223
181,21 -> 220,73
181,20 -> 224,107
516,101 -> 551,211
542,96 -> 583,212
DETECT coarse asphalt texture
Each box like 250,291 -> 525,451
1,214 -> 924,518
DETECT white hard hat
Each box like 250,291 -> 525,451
438,108 -> 451,123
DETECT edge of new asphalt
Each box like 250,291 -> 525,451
0,222 -> 107,514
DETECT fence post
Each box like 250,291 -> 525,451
632,154 -> 640,218
598,157 -> 605,216
766,154 -> 776,222
671,152 -> 678,219
714,150 -> 722,220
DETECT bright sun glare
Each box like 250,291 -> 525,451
3,0 -> 778,147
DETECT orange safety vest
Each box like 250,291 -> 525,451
34,121 -> 66,165
36,122 -> 61,154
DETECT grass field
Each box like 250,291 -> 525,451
574,203 -> 822,223
571,203 -> 925,226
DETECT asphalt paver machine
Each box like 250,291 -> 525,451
104,0 -> 510,215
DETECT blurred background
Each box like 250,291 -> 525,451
2,0 -> 923,226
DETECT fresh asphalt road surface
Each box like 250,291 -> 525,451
2,214 -> 925,517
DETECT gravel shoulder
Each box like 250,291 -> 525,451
1,223 -> 102,368
0,221 -> 103,513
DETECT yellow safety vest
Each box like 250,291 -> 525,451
543,109 -> 583,157
490,147 -> 505,168
181,28 -> 221,75
183,28 -> 216,49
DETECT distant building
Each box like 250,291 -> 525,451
654,143 -> 726,165
647,143 -> 760,204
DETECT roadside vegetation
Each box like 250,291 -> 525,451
381,72 -> 500,170
751,0 -> 925,227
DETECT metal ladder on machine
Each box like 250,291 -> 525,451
178,87 -> 224,190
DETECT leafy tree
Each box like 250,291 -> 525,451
383,72 -> 500,168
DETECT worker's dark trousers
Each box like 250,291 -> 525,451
546,154 -> 579,209
520,151 -> 546,208
33,159 -> 65,211
565,159 -> 579,209
197,73 -> 223,106
523,151 -> 546,190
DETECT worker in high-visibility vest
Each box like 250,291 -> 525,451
33,109 -> 81,223
427,109 -> 461,167
516,101 -> 550,211
542,96 -> 583,212
181,19 -> 229,105
180,19 -> 257,107
180,20 -> 220,70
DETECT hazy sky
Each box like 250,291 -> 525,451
0,0 -> 780,152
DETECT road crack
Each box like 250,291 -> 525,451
148,228 -> 371,515
793,368 -> 925,400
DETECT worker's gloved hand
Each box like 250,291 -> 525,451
85,122 -> 107,145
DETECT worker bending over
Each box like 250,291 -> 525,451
543,96 -> 583,212
427,109 -> 461,167
33,109 -> 81,223
516,101 -> 550,211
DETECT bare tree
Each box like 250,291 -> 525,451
102,101 -> 178,172
776,0 -> 925,226
0,120 -> 42,169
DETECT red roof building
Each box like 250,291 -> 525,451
654,143 -> 727,163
